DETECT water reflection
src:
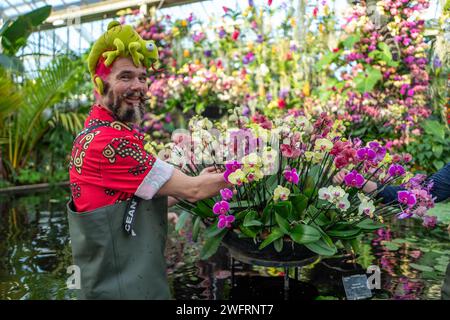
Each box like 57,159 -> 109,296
0,190 -> 448,300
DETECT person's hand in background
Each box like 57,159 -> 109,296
332,169 -> 348,185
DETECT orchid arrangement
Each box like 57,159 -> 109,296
162,111 -> 436,260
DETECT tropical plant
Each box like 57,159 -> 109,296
0,55 -> 88,180
0,5 -> 52,73
405,119 -> 450,173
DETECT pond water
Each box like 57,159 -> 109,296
1,189 -> 449,300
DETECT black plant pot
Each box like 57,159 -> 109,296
222,231 -> 319,267
201,105 -> 225,120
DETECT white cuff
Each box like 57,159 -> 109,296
135,158 -> 174,200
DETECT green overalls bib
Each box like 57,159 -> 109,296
67,196 -> 171,300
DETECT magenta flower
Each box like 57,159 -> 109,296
344,170 -> 365,188
356,147 -> 376,162
388,164 -> 406,177
284,167 -> 299,184
224,160 -> 242,183
368,141 -> 386,162
220,188 -> 233,201
225,160 -> 242,172
213,201 -> 230,215
218,214 -> 235,229
397,191 -> 417,207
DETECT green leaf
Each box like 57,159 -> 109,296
326,222 -> 362,239
234,209 -> 251,221
243,210 -> 263,227
356,219 -> 385,230
422,120 -> 445,140
433,160 -> 444,170
273,201 -> 292,219
290,224 -> 321,244
315,51 -> 340,70
195,102 -> 205,114
381,241 -> 400,251
193,200 -> 214,218
200,228 -> 227,260
262,202 -> 273,225
274,238 -> 284,253
175,211 -> 190,232
432,144 -> 443,158
365,67 -> 382,91
305,238 -> 337,256
238,224 -> 258,238
259,228 -> 284,250
342,34 -> 361,49
204,223 -> 224,238
378,42 -> 393,62
275,213 -> 291,234
290,193 -> 308,221
192,216 -> 201,242
409,263 -> 434,273
1,5 -> 52,55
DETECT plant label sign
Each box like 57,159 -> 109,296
342,274 -> 372,300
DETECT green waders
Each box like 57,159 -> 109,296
67,196 -> 171,299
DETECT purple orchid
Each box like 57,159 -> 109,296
398,191 -> 417,207
218,214 -> 235,229
220,188 -> 233,201
224,160 -> 242,183
356,147 -> 376,162
284,167 -> 299,184
368,141 -> 386,162
388,164 -> 406,177
213,201 -> 230,215
344,170 -> 365,188
225,160 -> 242,172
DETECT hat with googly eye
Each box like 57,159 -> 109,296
87,21 -> 159,95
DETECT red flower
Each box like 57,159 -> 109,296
333,47 -> 340,53
313,7 -> 319,17
278,98 -> 286,109
268,0 -> 273,6
222,6 -> 229,13
232,29 -> 240,41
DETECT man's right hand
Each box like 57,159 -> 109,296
156,167 -> 232,203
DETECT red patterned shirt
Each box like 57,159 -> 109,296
69,104 -> 173,212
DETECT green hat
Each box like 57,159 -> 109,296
88,21 -> 159,94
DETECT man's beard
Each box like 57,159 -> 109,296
105,87 -> 147,125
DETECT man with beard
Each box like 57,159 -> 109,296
67,22 -> 230,300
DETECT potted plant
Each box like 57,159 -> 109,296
163,111 -> 436,261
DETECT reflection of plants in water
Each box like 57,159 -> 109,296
370,218 -> 450,300
0,190 -> 73,299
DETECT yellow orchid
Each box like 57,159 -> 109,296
242,153 -> 263,169
314,138 -> 333,152
228,169 -> 247,185
305,151 -> 324,164
273,185 -> 290,202
243,166 -> 264,182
